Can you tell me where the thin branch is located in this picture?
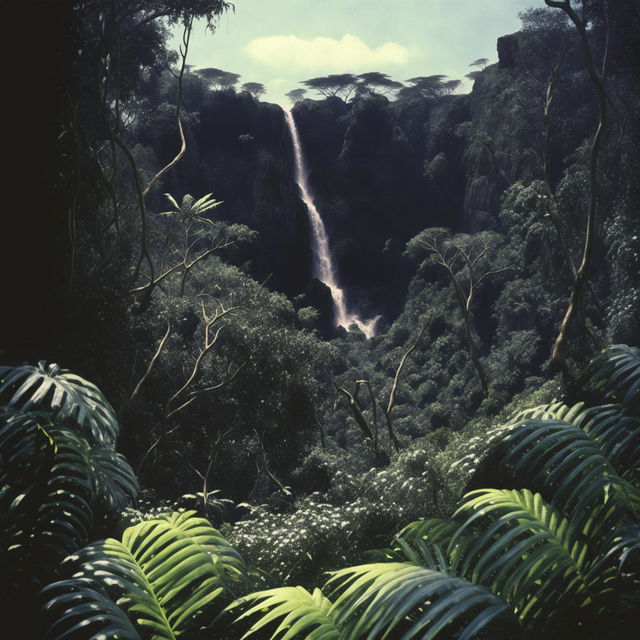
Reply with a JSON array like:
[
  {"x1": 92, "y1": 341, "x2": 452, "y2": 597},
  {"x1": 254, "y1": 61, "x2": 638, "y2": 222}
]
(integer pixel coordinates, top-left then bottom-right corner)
[
  {"x1": 142, "y1": 18, "x2": 192, "y2": 198},
  {"x1": 129, "y1": 322, "x2": 171, "y2": 400}
]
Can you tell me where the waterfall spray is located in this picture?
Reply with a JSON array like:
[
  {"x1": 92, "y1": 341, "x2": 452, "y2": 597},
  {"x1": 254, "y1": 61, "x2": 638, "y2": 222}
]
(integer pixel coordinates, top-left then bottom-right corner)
[{"x1": 284, "y1": 108, "x2": 379, "y2": 338}]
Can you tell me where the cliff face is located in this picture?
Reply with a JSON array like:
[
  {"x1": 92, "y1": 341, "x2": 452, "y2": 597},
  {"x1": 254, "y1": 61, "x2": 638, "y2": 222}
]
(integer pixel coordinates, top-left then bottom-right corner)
[{"x1": 144, "y1": 24, "x2": 638, "y2": 336}]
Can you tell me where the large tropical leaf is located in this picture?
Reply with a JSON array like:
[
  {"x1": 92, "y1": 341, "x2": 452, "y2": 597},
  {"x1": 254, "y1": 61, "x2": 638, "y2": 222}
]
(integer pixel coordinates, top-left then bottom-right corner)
[
  {"x1": 510, "y1": 402, "x2": 640, "y2": 479},
  {"x1": 232, "y1": 586, "x2": 342, "y2": 640},
  {"x1": 584, "y1": 344, "x2": 640, "y2": 413},
  {"x1": 42, "y1": 577, "x2": 142, "y2": 640},
  {"x1": 0, "y1": 362, "x2": 118, "y2": 446},
  {"x1": 43, "y1": 511, "x2": 248, "y2": 639},
  {"x1": 450, "y1": 488, "x2": 608, "y2": 626},
  {"x1": 498, "y1": 418, "x2": 640, "y2": 520},
  {"x1": 82, "y1": 442, "x2": 139, "y2": 513},
  {"x1": 1, "y1": 422, "x2": 94, "y2": 584},
  {"x1": 327, "y1": 562, "x2": 514, "y2": 640}
]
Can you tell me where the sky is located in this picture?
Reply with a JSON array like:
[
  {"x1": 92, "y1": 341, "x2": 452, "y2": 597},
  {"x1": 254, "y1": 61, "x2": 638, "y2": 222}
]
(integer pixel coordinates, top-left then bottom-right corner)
[{"x1": 171, "y1": 0, "x2": 537, "y2": 106}]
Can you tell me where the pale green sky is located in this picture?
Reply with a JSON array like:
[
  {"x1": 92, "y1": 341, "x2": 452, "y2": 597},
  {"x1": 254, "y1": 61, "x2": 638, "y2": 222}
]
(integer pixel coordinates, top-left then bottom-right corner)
[{"x1": 172, "y1": 0, "x2": 536, "y2": 105}]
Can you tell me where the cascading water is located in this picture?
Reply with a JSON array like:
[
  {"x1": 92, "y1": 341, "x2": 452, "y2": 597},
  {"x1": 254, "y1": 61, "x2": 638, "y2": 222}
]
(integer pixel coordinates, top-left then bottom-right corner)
[{"x1": 284, "y1": 108, "x2": 379, "y2": 338}]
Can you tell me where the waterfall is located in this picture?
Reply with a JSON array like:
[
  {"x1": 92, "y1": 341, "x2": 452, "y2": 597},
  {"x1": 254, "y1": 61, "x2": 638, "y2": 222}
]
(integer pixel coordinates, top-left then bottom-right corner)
[{"x1": 284, "y1": 109, "x2": 379, "y2": 338}]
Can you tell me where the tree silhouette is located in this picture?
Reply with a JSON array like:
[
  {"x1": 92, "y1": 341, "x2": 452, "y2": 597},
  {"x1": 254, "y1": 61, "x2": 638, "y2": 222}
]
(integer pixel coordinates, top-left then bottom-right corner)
[
  {"x1": 469, "y1": 57, "x2": 490, "y2": 69},
  {"x1": 356, "y1": 72, "x2": 404, "y2": 97},
  {"x1": 301, "y1": 73, "x2": 359, "y2": 101},
  {"x1": 398, "y1": 74, "x2": 451, "y2": 100},
  {"x1": 241, "y1": 82, "x2": 266, "y2": 98},
  {"x1": 195, "y1": 67, "x2": 240, "y2": 90},
  {"x1": 285, "y1": 88, "x2": 307, "y2": 104}
]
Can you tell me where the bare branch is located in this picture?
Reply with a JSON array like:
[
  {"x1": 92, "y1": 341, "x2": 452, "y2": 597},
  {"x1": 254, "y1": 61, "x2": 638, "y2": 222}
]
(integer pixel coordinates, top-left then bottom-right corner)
[
  {"x1": 143, "y1": 18, "x2": 193, "y2": 199},
  {"x1": 130, "y1": 322, "x2": 171, "y2": 400}
]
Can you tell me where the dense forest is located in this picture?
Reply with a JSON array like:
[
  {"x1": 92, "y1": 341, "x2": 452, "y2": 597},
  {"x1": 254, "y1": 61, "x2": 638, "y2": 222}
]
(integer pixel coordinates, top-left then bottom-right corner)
[{"x1": 1, "y1": 0, "x2": 640, "y2": 638}]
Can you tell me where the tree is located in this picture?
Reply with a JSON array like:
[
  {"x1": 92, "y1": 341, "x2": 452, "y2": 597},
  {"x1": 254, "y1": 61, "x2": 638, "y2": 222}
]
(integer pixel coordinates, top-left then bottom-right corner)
[
  {"x1": 406, "y1": 229, "x2": 511, "y2": 396},
  {"x1": 195, "y1": 67, "x2": 241, "y2": 90},
  {"x1": 301, "y1": 74, "x2": 359, "y2": 101},
  {"x1": 129, "y1": 192, "x2": 253, "y2": 299},
  {"x1": 544, "y1": 0, "x2": 611, "y2": 366},
  {"x1": 398, "y1": 75, "x2": 450, "y2": 100},
  {"x1": 335, "y1": 319, "x2": 430, "y2": 454},
  {"x1": 286, "y1": 88, "x2": 307, "y2": 104},
  {"x1": 440, "y1": 79, "x2": 462, "y2": 95},
  {"x1": 356, "y1": 72, "x2": 404, "y2": 97},
  {"x1": 469, "y1": 57, "x2": 489, "y2": 69},
  {"x1": 241, "y1": 81, "x2": 266, "y2": 99}
]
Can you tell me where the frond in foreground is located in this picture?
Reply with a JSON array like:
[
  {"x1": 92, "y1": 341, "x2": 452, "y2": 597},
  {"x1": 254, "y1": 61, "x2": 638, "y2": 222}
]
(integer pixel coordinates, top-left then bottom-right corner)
[
  {"x1": 327, "y1": 562, "x2": 514, "y2": 640},
  {"x1": 0, "y1": 362, "x2": 118, "y2": 446},
  {"x1": 232, "y1": 586, "x2": 342, "y2": 640},
  {"x1": 42, "y1": 511, "x2": 248, "y2": 639}
]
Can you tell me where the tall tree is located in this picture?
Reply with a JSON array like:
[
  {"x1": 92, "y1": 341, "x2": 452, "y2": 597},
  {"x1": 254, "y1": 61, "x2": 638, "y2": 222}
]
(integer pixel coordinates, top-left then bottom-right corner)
[
  {"x1": 544, "y1": 0, "x2": 611, "y2": 366},
  {"x1": 406, "y1": 229, "x2": 511, "y2": 396}
]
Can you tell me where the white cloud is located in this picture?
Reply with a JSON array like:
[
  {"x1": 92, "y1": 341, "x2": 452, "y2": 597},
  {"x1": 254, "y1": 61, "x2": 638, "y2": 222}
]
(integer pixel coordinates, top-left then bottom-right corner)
[{"x1": 243, "y1": 34, "x2": 410, "y2": 72}]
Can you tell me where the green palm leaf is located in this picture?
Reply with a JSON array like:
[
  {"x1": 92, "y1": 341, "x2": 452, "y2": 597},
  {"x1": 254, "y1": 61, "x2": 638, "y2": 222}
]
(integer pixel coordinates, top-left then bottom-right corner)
[
  {"x1": 0, "y1": 362, "x2": 118, "y2": 447},
  {"x1": 233, "y1": 586, "x2": 342, "y2": 640},
  {"x1": 509, "y1": 402, "x2": 640, "y2": 478},
  {"x1": 500, "y1": 419, "x2": 640, "y2": 519},
  {"x1": 85, "y1": 444, "x2": 139, "y2": 513},
  {"x1": 327, "y1": 562, "x2": 514, "y2": 640},
  {"x1": 584, "y1": 344, "x2": 640, "y2": 412},
  {"x1": 42, "y1": 577, "x2": 142, "y2": 640},
  {"x1": 45, "y1": 511, "x2": 248, "y2": 639},
  {"x1": 451, "y1": 488, "x2": 603, "y2": 625},
  {"x1": 1, "y1": 423, "x2": 93, "y2": 580}
]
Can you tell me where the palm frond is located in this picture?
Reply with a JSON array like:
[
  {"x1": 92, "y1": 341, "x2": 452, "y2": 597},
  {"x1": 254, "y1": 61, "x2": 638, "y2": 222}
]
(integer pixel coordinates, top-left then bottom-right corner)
[
  {"x1": 45, "y1": 511, "x2": 248, "y2": 638},
  {"x1": 509, "y1": 402, "x2": 640, "y2": 478},
  {"x1": 42, "y1": 577, "x2": 142, "y2": 640},
  {"x1": 512, "y1": 400, "x2": 586, "y2": 423},
  {"x1": 163, "y1": 192, "x2": 181, "y2": 212},
  {"x1": 0, "y1": 362, "x2": 118, "y2": 446},
  {"x1": 584, "y1": 344, "x2": 640, "y2": 412},
  {"x1": 232, "y1": 586, "x2": 342, "y2": 640},
  {"x1": 86, "y1": 446, "x2": 139, "y2": 513},
  {"x1": 1, "y1": 424, "x2": 93, "y2": 579},
  {"x1": 327, "y1": 562, "x2": 514, "y2": 640},
  {"x1": 500, "y1": 418, "x2": 640, "y2": 520},
  {"x1": 451, "y1": 488, "x2": 605, "y2": 625}
]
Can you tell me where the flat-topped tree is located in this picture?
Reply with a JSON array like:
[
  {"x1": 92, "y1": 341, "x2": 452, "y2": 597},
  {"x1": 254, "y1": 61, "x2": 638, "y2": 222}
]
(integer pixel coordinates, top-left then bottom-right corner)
[
  {"x1": 301, "y1": 73, "x2": 359, "y2": 101},
  {"x1": 285, "y1": 88, "x2": 307, "y2": 104},
  {"x1": 195, "y1": 67, "x2": 240, "y2": 91},
  {"x1": 356, "y1": 71, "x2": 404, "y2": 97},
  {"x1": 441, "y1": 79, "x2": 462, "y2": 95},
  {"x1": 241, "y1": 82, "x2": 266, "y2": 99},
  {"x1": 399, "y1": 74, "x2": 449, "y2": 99},
  {"x1": 469, "y1": 57, "x2": 490, "y2": 69}
]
